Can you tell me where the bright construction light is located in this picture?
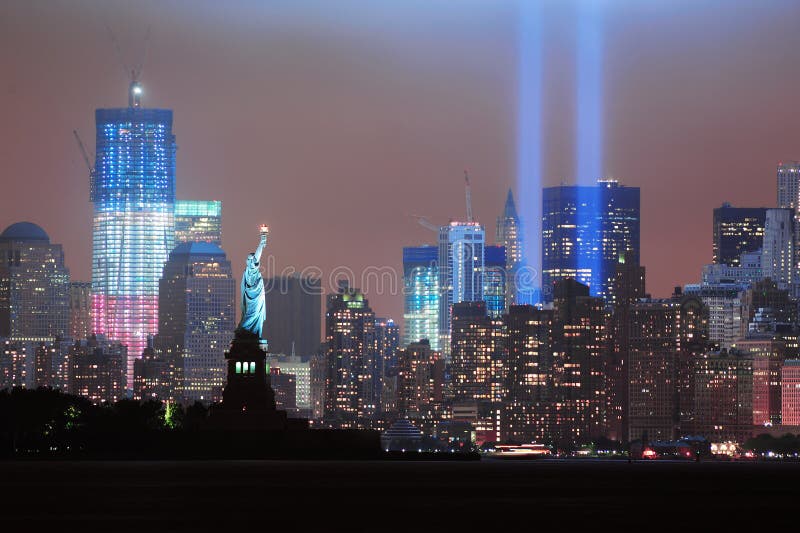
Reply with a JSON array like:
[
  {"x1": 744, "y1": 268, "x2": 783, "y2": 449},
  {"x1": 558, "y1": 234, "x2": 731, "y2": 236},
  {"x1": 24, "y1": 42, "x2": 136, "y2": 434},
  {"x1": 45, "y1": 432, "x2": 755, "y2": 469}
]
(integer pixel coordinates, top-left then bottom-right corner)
[{"x1": 133, "y1": 86, "x2": 143, "y2": 95}]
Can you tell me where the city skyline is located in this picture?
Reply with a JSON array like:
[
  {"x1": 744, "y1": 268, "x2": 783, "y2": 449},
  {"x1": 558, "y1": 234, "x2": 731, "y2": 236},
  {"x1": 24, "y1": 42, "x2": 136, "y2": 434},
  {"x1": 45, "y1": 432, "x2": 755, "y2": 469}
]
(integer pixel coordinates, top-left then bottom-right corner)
[{"x1": 2, "y1": 0, "x2": 798, "y2": 326}]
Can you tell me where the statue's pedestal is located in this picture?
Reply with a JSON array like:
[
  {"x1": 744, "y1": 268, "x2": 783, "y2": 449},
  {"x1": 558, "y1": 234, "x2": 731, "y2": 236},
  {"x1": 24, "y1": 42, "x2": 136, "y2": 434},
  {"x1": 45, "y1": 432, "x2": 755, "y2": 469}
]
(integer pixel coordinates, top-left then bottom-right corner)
[{"x1": 209, "y1": 331, "x2": 299, "y2": 431}]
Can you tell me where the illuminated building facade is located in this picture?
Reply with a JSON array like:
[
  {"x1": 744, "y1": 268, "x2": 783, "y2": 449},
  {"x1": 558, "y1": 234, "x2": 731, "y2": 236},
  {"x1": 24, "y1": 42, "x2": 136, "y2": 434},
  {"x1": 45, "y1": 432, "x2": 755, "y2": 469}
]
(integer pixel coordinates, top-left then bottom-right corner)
[
  {"x1": 739, "y1": 279, "x2": 796, "y2": 338},
  {"x1": 68, "y1": 336, "x2": 127, "y2": 404},
  {"x1": 450, "y1": 301, "x2": 504, "y2": 443},
  {"x1": 174, "y1": 200, "x2": 222, "y2": 245},
  {"x1": 402, "y1": 246, "x2": 439, "y2": 350},
  {"x1": 762, "y1": 208, "x2": 794, "y2": 292},
  {"x1": 154, "y1": 242, "x2": 235, "y2": 404},
  {"x1": 628, "y1": 294, "x2": 708, "y2": 442},
  {"x1": 368, "y1": 317, "x2": 399, "y2": 418},
  {"x1": 269, "y1": 367, "x2": 298, "y2": 414},
  {"x1": 781, "y1": 359, "x2": 800, "y2": 426},
  {"x1": 396, "y1": 339, "x2": 445, "y2": 433},
  {"x1": 734, "y1": 337, "x2": 785, "y2": 427},
  {"x1": 701, "y1": 250, "x2": 763, "y2": 285},
  {"x1": 683, "y1": 283, "x2": 746, "y2": 350},
  {"x1": 1, "y1": 339, "x2": 32, "y2": 389},
  {"x1": 438, "y1": 222, "x2": 485, "y2": 353},
  {"x1": 69, "y1": 282, "x2": 92, "y2": 341},
  {"x1": 541, "y1": 180, "x2": 639, "y2": 303},
  {"x1": 550, "y1": 279, "x2": 606, "y2": 443},
  {"x1": 0, "y1": 222, "x2": 70, "y2": 340},
  {"x1": 133, "y1": 347, "x2": 175, "y2": 402},
  {"x1": 483, "y1": 245, "x2": 507, "y2": 318},
  {"x1": 266, "y1": 354, "x2": 312, "y2": 412},
  {"x1": 606, "y1": 259, "x2": 646, "y2": 440},
  {"x1": 264, "y1": 274, "x2": 322, "y2": 357},
  {"x1": 91, "y1": 103, "x2": 176, "y2": 389},
  {"x1": 324, "y1": 287, "x2": 376, "y2": 428},
  {"x1": 501, "y1": 305, "x2": 555, "y2": 444},
  {"x1": 689, "y1": 352, "x2": 753, "y2": 444},
  {"x1": 712, "y1": 204, "x2": 766, "y2": 266},
  {"x1": 496, "y1": 190, "x2": 525, "y2": 305}
]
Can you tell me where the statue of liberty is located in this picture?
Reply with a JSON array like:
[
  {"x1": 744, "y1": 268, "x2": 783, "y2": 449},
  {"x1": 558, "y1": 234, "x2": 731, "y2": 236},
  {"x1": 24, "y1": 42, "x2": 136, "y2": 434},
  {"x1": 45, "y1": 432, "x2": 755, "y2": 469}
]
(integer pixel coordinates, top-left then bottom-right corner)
[{"x1": 237, "y1": 226, "x2": 268, "y2": 340}]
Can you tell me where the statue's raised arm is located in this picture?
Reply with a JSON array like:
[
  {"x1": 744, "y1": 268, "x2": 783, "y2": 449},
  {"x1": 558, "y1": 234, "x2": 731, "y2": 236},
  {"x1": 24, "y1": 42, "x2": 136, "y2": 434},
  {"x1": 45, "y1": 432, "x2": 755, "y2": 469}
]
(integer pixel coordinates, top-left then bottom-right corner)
[{"x1": 236, "y1": 226, "x2": 269, "y2": 340}]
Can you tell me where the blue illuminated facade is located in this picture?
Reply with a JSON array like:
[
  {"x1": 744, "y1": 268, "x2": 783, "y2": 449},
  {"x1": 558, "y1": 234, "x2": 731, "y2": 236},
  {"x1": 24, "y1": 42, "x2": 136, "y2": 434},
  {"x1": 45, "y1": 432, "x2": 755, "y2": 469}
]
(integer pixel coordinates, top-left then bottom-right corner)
[
  {"x1": 541, "y1": 180, "x2": 639, "y2": 304},
  {"x1": 91, "y1": 107, "x2": 176, "y2": 388},
  {"x1": 402, "y1": 246, "x2": 439, "y2": 351},
  {"x1": 483, "y1": 245, "x2": 507, "y2": 318},
  {"x1": 438, "y1": 222, "x2": 485, "y2": 355}
]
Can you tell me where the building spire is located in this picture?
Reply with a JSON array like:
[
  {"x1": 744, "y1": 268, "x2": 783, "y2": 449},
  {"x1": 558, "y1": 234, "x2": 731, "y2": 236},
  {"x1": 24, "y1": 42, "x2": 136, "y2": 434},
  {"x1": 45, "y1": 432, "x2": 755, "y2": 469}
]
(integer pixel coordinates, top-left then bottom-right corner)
[{"x1": 503, "y1": 189, "x2": 518, "y2": 219}]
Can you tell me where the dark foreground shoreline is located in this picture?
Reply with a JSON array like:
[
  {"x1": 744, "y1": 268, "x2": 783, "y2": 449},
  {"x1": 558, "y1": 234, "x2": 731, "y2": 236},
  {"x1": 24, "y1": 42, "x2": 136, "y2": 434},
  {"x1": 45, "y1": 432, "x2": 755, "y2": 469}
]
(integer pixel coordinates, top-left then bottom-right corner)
[{"x1": 4, "y1": 459, "x2": 799, "y2": 530}]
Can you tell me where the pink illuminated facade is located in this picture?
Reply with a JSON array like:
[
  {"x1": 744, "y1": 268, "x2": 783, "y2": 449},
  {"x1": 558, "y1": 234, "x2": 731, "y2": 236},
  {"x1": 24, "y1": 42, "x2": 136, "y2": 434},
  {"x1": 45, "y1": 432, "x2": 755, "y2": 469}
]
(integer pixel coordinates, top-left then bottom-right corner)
[{"x1": 91, "y1": 101, "x2": 176, "y2": 389}]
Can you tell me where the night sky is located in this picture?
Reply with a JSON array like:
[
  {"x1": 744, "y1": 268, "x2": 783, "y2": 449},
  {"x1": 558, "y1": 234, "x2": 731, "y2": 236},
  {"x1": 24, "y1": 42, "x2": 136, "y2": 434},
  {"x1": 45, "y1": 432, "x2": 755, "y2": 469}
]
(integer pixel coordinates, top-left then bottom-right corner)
[{"x1": 1, "y1": 0, "x2": 798, "y2": 326}]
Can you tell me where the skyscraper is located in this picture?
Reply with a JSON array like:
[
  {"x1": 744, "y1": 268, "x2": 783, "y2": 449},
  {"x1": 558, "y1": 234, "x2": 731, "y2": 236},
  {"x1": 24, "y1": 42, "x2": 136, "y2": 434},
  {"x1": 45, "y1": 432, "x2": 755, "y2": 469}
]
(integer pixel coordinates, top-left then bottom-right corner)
[
  {"x1": 324, "y1": 287, "x2": 376, "y2": 428},
  {"x1": 496, "y1": 190, "x2": 524, "y2": 305},
  {"x1": 0, "y1": 222, "x2": 70, "y2": 340},
  {"x1": 396, "y1": 339, "x2": 445, "y2": 433},
  {"x1": 628, "y1": 293, "x2": 707, "y2": 442},
  {"x1": 91, "y1": 85, "x2": 176, "y2": 388},
  {"x1": 450, "y1": 301, "x2": 504, "y2": 442},
  {"x1": 777, "y1": 162, "x2": 800, "y2": 290},
  {"x1": 777, "y1": 161, "x2": 800, "y2": 212},
  {"x1": 501, "y1": 305, "x2": 554, "y2": 444},
  {"x1": 402, "y1": 246, "x2": 439, "y2": 350},
  {"x1": 438, "y1": 222, "x2": 485, "y2": 352},
  {"x1": 69, "y1": 282, "x2": 92, "y2": 341},
  {"x1": 606, "y1": 258, "x2": 646, "y2": 441},
  {"x1": 683, "y1": 282, "x2": 746, "y2": 350},
  {"x1": 174, "y1": 200, "x2": 222, "y2": 245},
  {"x1": 264, "y1": 274, "x2": 322, "y2": 357},
  {"x1": 482, "y1": 245, "x2": 507, "y2": 318},
  {"x1": 541, "y1": 179, "x2": 640, "y2": 303},
  {"x1": 712, "y1": 204, "x2": 766, "y2": 266},
  {"x1": 550, "y1": 279, "x2": 607, "y2": 443},
  {"x1": 154, "y1": 242, "x2": 235, "y2": 404},
  {"x1": 368, "y1": 317, "x2": 400, "y2": 417},
  {"x1": 762, "y1": 208, "x2": 794, "y2": 292}
]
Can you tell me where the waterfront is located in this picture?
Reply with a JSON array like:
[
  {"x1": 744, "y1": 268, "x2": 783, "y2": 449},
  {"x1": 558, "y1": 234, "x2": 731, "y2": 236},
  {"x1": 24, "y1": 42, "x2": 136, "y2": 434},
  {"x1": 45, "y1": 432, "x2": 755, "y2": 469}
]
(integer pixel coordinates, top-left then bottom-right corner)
[{"x1": 4, "y1": 459, "x2": 798, "y2": 529}]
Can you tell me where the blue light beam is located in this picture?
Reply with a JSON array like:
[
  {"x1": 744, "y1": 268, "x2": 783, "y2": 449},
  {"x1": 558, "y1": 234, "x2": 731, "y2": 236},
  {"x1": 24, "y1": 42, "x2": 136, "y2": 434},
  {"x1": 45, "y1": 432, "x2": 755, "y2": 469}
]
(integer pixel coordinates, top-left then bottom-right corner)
[
  {"x1": 517, "y1": 1, "x2": 543, "y2": 304},
  {"x1": 576, "y1": 3, "x2": 604, "y2": 296}
]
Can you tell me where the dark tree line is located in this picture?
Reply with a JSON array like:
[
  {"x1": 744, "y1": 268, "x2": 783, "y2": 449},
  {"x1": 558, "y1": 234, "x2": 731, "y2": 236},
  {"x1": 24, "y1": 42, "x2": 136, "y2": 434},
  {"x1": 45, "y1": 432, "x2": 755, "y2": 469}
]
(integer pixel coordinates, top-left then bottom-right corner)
[{"x1": 0, "y1": 387, "x2": 210, "y2": 457}]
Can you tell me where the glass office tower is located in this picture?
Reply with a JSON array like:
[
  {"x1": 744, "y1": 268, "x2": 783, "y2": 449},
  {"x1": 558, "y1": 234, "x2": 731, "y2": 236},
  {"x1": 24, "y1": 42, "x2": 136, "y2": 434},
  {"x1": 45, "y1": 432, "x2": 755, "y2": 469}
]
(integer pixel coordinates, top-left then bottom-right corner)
[
  {"x1": 438, "y1": 222, "x2": 485, "y2": 354},
  {"x1": 155, "y1": 242, "x2": 235, "y2": 404},
  {"x1": 91, "y1": 97, "x2": 176, "y2": 389},
  {"x1": 483, "y1": 245, "x2": 507, "y2": 318},
  {"x1": 712, "y1": 204, "x2": 766, "y2": 267},
  {"x1": 541, "y1": 179, "x2": 639, "y2": 303},
  {"x1": 174, "y1": 200, "x2": 222, "y2": 245},
  {"x1": 402, "y1": 246, "x2": 439, "y2": 350}
]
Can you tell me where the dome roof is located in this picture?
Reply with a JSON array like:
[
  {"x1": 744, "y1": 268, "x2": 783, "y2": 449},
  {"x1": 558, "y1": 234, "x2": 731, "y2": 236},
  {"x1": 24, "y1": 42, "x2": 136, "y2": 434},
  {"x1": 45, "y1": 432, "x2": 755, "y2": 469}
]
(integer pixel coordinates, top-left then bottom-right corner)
[
  {"x1": 382, "y1": 419, "x2": 423, "y2": 439},
  {"x1": 0, "y1": 222, "x2": 50, "y2": 242},
  {"x1": 170, "y1": 241, "x2": 226, "y2": 258}
]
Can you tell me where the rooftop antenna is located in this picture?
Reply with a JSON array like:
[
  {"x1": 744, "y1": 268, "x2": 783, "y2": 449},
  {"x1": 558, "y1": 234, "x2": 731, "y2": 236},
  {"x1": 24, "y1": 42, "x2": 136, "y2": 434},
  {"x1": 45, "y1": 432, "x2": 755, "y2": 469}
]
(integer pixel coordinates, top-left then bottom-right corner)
[
  {"x1": 105, "y1": 23, "x2": 150, "y2": 108},
  {"x1": 464, "y1": 170, "x2": 473, "y2": 223}
]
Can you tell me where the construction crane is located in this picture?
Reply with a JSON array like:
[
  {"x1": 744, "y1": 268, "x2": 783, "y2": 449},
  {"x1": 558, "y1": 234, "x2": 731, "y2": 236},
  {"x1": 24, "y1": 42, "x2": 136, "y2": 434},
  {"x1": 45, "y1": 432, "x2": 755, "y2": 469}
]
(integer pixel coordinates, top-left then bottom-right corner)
[
  {"x1": 411, "y1": 214, "x2": 440, "y2": 233},
  {"x1": 73, "y1": 129, "x2": 96, "y2": 200},
  {"x1": 464, "y1": 170, "x2": 473, "y2": 223}
]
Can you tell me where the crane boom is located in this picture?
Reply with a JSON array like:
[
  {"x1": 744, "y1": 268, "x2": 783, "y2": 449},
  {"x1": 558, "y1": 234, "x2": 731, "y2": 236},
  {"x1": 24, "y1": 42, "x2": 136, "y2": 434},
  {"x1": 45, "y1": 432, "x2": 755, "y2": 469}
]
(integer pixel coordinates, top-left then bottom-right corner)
[
  {"x1": 73, "y1": 129, "x2": 94, "y2": 175},
  {"x1": 411, "y1": 215, "x2": 440, "y2": 233},
  {"x1": 464, "y1": 170, "x2": 473, "y2": 223}
]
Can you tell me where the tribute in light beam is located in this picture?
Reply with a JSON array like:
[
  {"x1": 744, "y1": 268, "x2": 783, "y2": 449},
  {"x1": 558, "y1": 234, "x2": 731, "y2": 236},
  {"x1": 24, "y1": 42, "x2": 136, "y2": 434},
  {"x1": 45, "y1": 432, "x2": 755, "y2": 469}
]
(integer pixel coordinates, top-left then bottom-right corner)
[
  {"x1": 575, "y1": 3, "x2": 604, "y2": 296},
  {"x1": 516, "y1": 1, "x2": 543, "y2": 304}
]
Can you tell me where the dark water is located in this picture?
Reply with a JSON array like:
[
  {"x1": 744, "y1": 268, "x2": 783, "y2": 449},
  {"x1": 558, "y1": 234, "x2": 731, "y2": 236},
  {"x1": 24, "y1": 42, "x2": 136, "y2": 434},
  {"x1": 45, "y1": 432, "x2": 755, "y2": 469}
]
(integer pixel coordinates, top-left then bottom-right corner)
[{"x1": 4, "y1": 459, "x2": 796, "y2": 530}]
